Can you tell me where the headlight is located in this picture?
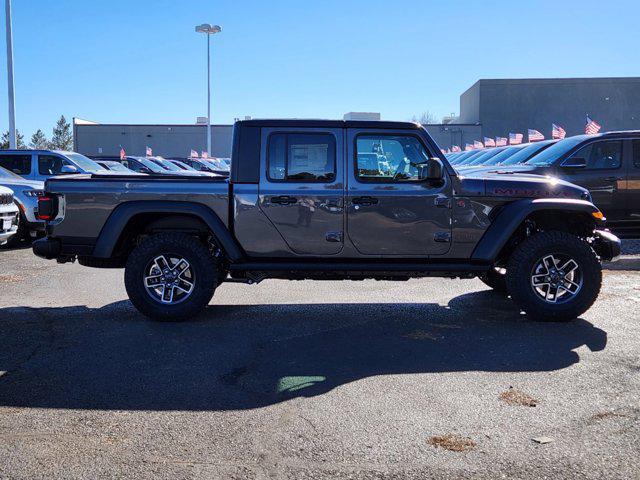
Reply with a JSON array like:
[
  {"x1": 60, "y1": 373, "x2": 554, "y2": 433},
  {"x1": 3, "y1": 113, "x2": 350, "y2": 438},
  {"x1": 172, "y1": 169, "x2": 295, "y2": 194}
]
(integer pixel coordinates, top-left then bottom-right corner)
[
  {"x1": 581, "y1": 191, "x2": 593, "y2": 202},
  {"x1": 23, "y1": 189, "x2": 45, "y2": 197}
]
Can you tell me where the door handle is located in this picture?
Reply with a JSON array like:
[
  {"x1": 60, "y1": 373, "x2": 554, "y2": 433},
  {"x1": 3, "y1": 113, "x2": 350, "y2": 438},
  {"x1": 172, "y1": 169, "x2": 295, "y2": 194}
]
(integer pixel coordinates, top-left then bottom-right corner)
[
  {"x1": 604, "y1": 176, "x2": 622, "y2": 182},
  {"x1": 270, "y1": 195, "x2": 298, "y2": 205},
  {"x1": 352, "y1": 196, "x2": 379, "y2": 206}
]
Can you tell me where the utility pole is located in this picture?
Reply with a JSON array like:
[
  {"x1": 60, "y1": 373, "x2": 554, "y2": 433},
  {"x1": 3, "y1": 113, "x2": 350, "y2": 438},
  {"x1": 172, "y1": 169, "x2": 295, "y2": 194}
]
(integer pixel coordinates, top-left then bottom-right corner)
[{"x1": 5, "y1": 0, "x2": 16, "y2": 149}]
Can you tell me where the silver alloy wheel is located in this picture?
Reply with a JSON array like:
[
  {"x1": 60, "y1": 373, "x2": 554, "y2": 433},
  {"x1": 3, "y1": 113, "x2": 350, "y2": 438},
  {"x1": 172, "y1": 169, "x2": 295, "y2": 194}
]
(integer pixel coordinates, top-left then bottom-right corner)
[
  {"x1": 530, "y1": 254, "x2": 583, "y2": 304},
  {"x1": 143, "y1": 254, "x2": 195, "y2": 305}
]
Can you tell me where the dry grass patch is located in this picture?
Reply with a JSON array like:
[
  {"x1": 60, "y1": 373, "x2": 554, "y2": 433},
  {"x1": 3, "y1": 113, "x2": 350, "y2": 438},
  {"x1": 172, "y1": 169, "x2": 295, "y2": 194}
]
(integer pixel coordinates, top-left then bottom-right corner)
[
  {"x1": 427, "y1": 433, "x2": 476, "y2": 452},
  {"x1": 499, "y1": 387, "x2": 538, "y2": 407}
]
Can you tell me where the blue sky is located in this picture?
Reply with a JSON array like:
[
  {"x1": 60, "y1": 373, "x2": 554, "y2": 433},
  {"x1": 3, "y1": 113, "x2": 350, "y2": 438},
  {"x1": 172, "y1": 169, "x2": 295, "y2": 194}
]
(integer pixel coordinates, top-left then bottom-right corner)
[{"x1": 1, "y1": 0, "x2": 639, "y2": 139}]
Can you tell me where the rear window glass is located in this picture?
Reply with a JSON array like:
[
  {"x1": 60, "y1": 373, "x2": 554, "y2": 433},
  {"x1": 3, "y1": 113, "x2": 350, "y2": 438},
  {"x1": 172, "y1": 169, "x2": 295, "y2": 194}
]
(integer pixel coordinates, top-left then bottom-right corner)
[
  {"x1": 0, "y1": 154, "x2": 31, "y2": 175},
  {"x1": 268, "y1": 133, "x2": 336, "y2": 182}
]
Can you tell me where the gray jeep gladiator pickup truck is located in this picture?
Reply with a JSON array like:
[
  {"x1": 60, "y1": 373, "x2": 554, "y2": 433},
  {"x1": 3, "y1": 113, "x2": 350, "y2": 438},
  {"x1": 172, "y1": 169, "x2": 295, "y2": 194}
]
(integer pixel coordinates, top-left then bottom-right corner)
[{"x1": 33, "y1": 119, "x2": 621, "y2": 322}]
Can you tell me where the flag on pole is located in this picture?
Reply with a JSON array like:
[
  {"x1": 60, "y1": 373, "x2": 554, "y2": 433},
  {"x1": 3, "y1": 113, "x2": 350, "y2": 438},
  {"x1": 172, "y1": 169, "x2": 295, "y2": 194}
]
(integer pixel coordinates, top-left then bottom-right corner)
[
  {"x1": 465, "y1": 143, "x2": 473, "y2": 151},
  {"x1": 190, "y1": 149, "x2": 199, "y2": 158},
  {"x1": 552, "y1": 124, "x2": 566, "y2": 139},
  {"x1": 451, "y1": 145, "x2": 461, "y2": 152},
  {"x1": 495, "y1": 137, "x2": 508, "y2": 147},
  {"x1": 441, "y1": 148, "x2": 447, "y2": 154},
  {"x1": 473, "y1": 140, "x2": 484, "y2": 149},
  {"x1": 202, "y1": 151, "x2": 209, "y2": 159},
  {"x1": 119, "y1": 146, "x2": 126, "y2": 160},
  {"x1": 509, "y1": 133, "x2": 523, "y2": 145},
  {"x1": 528, "y1": 129, "x2": 545, "y2": 142},
  {"x1": 585, "y1": 115, "x2": 601, "y2": 135},
  {"x1": 145, "y1": 146, "x2": 152, "y2": 157},
  {"x1": 484, "y1": 137, "x2": 496, "y2": 147}
]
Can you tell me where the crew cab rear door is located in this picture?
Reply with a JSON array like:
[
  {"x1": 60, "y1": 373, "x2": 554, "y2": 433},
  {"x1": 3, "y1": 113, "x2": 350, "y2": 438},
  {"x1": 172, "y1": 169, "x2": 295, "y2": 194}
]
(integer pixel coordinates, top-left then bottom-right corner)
[
  {"x1": 258, "y1": 127, "x2": 345, "y2": 255},
  {"x1": 346, "y1": 128, "x2": 452, "y2": 256}
]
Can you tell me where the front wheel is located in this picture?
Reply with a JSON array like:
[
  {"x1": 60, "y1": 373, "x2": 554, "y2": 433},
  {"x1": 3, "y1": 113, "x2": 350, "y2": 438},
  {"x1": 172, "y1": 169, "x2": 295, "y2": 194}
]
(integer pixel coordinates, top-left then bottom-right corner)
[
  {"x1": 506, "y1": 231, "x2": 602, "y2": 322},
  {"x1": 124, "y1": 233, "x2": 218, "y2": 321}
]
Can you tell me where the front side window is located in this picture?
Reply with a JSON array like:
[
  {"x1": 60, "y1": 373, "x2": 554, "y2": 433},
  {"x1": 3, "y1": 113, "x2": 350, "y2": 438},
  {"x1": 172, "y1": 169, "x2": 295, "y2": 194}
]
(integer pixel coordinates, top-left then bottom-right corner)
[
  {"x1": 356, "y1": 134, "x2": 430, "y2": 182},
  {"x1": 568, "y1": 141, "x2": 622, "y2": 170},
  {"x1": 268, "y1": 133, "x2": 336, "y2": 182},
  {"x1": 0, "y1": 154, "x2": 31, "y2": 175},
  {"x1": 38, "y1": 155, "x2": 74, "y2": 175}
]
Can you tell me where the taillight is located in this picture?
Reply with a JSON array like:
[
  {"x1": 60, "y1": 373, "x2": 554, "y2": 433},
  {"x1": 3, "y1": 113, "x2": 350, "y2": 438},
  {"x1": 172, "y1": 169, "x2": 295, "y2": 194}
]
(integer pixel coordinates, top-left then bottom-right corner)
[{"x1": 36, "y1": 195, "x2": 58, "y2": 221}]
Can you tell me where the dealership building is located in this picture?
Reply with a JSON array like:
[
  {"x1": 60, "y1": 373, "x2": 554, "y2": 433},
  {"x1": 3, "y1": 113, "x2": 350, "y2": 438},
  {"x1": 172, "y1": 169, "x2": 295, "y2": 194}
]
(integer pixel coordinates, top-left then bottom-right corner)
[{"x1": 73, "y1": 76, "x2": 640, "y2": 156}]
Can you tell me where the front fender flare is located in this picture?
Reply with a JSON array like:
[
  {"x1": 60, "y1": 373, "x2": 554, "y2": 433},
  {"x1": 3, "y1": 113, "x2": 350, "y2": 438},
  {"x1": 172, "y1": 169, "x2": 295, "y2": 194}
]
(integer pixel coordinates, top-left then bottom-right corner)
[
  {"x1": 92, "y1": 201, "x2": 244, "y2": 262},
  {"x1": 471, "y1": 198, "x2": 602, "y2": 263}
]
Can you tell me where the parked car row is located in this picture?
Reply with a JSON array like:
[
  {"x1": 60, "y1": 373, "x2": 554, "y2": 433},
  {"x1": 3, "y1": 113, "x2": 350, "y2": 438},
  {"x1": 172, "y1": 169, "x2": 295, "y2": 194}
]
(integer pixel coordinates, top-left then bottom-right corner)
[{"x1": 445, "y1": 131, "x2": 640, "y2": 238}]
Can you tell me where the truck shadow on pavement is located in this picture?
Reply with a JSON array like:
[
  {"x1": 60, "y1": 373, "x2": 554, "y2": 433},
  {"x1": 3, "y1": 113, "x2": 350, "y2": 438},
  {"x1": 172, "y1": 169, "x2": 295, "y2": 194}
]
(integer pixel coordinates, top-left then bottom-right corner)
[{"x1": 0, "y1": 290, "x2": 607, "y2": 411}]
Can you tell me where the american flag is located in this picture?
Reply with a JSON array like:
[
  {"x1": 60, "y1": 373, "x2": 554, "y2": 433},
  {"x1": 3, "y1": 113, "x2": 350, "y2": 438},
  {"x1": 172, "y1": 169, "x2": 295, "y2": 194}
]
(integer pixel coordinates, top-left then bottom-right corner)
[
  {"x1": 495, "y1": 137, "x2": 508, "y2": 147},
  {"x1": 473, "y1": 140, "x2": 484, "y2": 149},
  {"x1": 585, "y1": 115, "x2": 601, "y2": 135},
  {"x1": 465, "y1": 144, "x2": 473, "y2": 151},
  {"x1": 119, "y1": 146, "x2": 126, "y2": 160},
  {"x1": 484, "y1": 137, "x2": 496, "y2": 147},
  {"x1": 552, "y1": 124, "x2": 566, "y2": 139},
  {"x1": 145, "y1": 146, "x2": 152, "y2": 157},
  {"x1": 528, "y1": 129, "x2": 545, "y2": 142},
  {"x1": 451, "y1": 145, "x2": 461, "y2": 152},
  {"x1": 509, "y1": 133, "x2": 523, "y2": 145},
  {"x1": 190, "y1": 149, "x2": 199, "y2": 158},
  {"x1": 441, "y1": 148, "x2": 447, "y2": 154},
  {"x1": 202, "y1": 151, "x2": 209, "y2": 159}
]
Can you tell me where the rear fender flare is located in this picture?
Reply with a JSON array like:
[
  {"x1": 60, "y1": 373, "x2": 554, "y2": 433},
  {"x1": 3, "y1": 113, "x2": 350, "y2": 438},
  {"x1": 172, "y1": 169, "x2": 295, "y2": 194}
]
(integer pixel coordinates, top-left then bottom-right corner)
[
  {"x1": 471, "y1": 198, "x2": 601, "y2": 263},
  {"x1": 92, "y1": 201, "x2": 244, "y2": 262}
]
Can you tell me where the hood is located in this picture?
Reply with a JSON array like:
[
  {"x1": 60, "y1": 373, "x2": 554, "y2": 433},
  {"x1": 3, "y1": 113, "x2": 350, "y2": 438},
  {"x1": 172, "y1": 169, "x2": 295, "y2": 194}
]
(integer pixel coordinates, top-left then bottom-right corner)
[
  {"x1": 0, "y1": 177, "x2": 44, "y2": 191},
  {"x1": 456, "y1": 170, "x2": 589, "y2": 201}
]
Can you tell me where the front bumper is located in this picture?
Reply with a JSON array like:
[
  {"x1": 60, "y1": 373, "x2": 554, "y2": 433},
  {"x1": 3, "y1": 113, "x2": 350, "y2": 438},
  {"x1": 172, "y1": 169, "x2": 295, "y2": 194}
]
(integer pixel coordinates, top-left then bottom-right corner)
[{"x1": 593, "y1": 229, "x2": 621, "y2": 262}]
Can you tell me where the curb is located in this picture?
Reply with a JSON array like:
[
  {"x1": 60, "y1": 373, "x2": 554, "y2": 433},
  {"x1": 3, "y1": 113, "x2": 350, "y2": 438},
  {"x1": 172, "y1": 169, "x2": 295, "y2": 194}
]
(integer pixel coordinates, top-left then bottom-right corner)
[{"x1": 604, "y1": 255, "x2": 640, "y2": 271}]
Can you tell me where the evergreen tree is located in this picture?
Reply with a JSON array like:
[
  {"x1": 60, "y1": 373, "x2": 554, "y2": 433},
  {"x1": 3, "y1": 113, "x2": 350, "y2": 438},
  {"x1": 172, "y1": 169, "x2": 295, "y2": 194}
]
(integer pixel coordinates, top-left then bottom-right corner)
[
  {"x1": 1, "y1": 130, "x2": 26, "y2": 149},
  {"x1": 50, "y1": 115, "x2": 73, "y2": 150},
  {"x1": 29, "y1": 129, "x2": 49, "y2": 149}
]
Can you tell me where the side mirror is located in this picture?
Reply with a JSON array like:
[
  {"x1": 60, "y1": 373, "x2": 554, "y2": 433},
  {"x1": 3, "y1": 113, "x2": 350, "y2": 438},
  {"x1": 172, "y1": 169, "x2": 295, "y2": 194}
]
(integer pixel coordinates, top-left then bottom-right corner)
[
  {"x1": 60, "y1": 164, "x2": 78, "y2": 174},
  {"x1": 561, "y1": 157, "x2": 587, "y2": 169},
  {"x1": 419, "y1": 158, "x2": 444, "y2": 181}
]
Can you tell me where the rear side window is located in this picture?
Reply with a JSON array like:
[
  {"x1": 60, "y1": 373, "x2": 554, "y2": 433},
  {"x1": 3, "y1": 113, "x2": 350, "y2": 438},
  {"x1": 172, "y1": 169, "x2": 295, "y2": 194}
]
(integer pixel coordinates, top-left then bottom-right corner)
[
  {"x1": 38, "y1": 155, "x2": 71, "y2": 175},
  {"x1": 569, "y1": 141, "x2": 622, "y2": 170},
  {"x1": 0, "y1": 154, "x2": 31, "y2": 175},
  {"x1": 268, "y1": 133, "x2": 336, "y2": 182}
]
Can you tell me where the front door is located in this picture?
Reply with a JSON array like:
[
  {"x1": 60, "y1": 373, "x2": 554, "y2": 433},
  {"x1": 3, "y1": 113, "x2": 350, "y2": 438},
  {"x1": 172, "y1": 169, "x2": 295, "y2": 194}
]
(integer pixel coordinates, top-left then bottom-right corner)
[
  {"x1": 559, "y1": 139, "x2": 625, "y2": 221},
  {"x1": 346, "y1": 129, "x2": 452, "y2": 256},
  {"x1": 258, "y1": 128, "x2": 345, "y2": 255}
]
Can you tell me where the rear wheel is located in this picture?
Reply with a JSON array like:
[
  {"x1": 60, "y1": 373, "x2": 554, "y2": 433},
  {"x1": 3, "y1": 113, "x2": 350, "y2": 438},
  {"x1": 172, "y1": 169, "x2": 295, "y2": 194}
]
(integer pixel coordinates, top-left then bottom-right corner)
[
  {"x1": 124, "y1": 233, "x2": 218, "y2": 321},
  {"x1": 506, "y1": 231, "x2": 602, "y2": 322}
]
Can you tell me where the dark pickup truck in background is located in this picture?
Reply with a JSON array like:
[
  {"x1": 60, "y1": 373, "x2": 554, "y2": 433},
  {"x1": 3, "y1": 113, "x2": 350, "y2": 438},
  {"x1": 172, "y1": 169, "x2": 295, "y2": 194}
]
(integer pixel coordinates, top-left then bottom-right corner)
[
  {"x1": 33, "y1": 119, "x2": 620, "y2": 322},
  {"x1": 471, "y1": 131, "x2": 640, "y2": 238}
]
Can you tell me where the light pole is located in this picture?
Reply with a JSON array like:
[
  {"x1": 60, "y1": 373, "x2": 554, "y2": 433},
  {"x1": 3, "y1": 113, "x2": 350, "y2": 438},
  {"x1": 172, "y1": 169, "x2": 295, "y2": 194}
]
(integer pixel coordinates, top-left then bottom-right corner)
[
  {"x1": 5, "y1": 0, "x2": 16, "y2": 149},
  {"x1": 195, "y1": 23, "x2": 221, "y2": 156}
]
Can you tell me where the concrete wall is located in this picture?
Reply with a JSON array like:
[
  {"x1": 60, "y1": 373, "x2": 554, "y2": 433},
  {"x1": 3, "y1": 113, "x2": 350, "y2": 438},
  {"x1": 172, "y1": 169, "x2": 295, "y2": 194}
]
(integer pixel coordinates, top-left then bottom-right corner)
[
  {"x1": 423, "y1": 124, "x2": 482, "y2": 150},
  {"x1": 74, "y1": 124, "x2": 234, "y2": 158},
  {"x1": 469, "y1": 77, "x2": 640, "y2": 141}
]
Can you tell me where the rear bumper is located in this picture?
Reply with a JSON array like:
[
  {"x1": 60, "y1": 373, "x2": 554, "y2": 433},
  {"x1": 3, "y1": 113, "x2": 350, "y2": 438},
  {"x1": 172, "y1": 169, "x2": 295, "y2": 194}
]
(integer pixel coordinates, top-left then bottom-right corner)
[
  {"x1": 593, "y1": 229, "x2": 621, "y2": 262},
  {"x1": 32, "y1": 236, "x2": 61, "y2": 259}
]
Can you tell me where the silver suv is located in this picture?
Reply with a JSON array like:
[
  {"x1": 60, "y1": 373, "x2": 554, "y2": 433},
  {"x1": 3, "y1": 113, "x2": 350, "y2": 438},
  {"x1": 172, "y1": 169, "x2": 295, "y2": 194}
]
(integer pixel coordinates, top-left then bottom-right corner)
[
  {"x1": 0, "y1": 150, "x2": 104, "y2": 182},
  {"x1": 0, "y1": 166, "x2": 45, "y2": 245}
]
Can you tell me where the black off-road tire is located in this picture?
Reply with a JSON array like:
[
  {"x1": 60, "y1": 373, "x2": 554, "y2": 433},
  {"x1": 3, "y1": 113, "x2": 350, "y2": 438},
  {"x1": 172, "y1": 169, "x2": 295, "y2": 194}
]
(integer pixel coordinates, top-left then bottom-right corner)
[
  {"x1": 480, "y1": 268, "x2": 508, "y2": 293},
  {"x1": 506, "y1": 231, "x2": 602, "y2": 322},
  {"x1": 124, "y1": 233, "x2": 218, "y2": 321}
]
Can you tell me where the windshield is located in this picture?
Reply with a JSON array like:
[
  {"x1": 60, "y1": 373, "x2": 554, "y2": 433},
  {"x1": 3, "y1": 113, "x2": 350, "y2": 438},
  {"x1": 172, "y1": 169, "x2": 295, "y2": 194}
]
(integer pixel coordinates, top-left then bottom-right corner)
[
  {"x1": 453, "y1": 150, "x2": 486, "y2": 165},
  {"x1": 137, "y1": 158, "x2": 167, "y2": 173},
  {"x1": 172, "y1": 161, "x2": 196, "y2": 171},
  {"x1": 103, "y1": 162, "x2": 131, "y2": 172},
  {"x1": 149, "y1": 158, "x2": 182, "y2": 171},
  {"x1": 464, "y1": 147, "x2": 506, "y2": 166},
  {"x1": 0, "y1": 165, "x2": 24, "y2": 179},
  {"x1": 480, "y1": 145, "x2": 525, "y2": 166},
  {"x1": 57, "y1": 152, "x2": 104, "y2": 172},
  {"x1": 524, "y1": 135, "x2": 592, "y2": 166},
  {"x1": 499, "y1": 141, "x2": 556, "y2": 166}
]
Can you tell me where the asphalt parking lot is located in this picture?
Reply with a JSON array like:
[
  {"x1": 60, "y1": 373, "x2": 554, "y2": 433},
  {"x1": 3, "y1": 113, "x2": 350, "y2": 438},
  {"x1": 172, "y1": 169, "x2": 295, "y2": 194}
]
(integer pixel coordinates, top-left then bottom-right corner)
[{"x1": 0, "y1": 245, "x2": 639, "y2": 479}]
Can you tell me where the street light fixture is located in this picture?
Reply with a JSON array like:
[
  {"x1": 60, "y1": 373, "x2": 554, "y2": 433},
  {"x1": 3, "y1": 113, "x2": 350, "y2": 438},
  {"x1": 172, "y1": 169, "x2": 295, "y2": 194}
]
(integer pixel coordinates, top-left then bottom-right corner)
[{"x1": 195, "y1": 23, "x2": 222, "y2": 157}]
